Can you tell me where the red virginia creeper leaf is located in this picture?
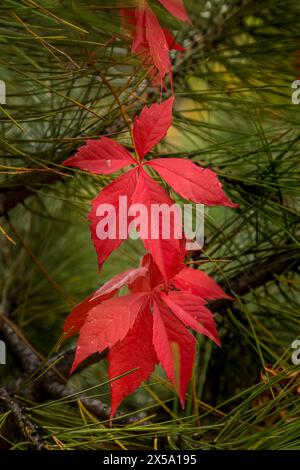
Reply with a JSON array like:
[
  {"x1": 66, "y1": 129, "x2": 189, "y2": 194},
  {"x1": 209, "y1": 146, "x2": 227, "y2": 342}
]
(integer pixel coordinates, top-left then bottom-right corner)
[
  {"x1": 146, "y1": 158, "x2": 238, "y2": 207},
  {"x1": 92, "y1": 266, "x2": 148, "y2": 301},
  {"x1": 129, "y1": 5, "x2": 171, "y2": 86},
  {"x1": 70, "y1": 293, "x2": 148, "y2": 374},
  {"x1": 63, "y1": 291, "x2": 114, "y2": 340},
  {"x1": 63, "y1": 137, "x2": 135, "y2": 175},
  {"x1": 131, "y1": 6, "x2": 146, "y2": 53},
  {"x1": 158, "y1": 0, "x2": 191, "y2": 24},
  {"x1": 131, "y1": 252, "x2": 166, "y2": 292},
  {"x1": 133, "y1": 97, "x2": 174, "y2": 159},
  {"x1": 172, "y1": 266, "x2": 234, "y2": 300},
  {"x1": 108, "y1": 307, "x2": 157, "y2": 419},
  {"x1": 63, "y1": 98, "x2": 238, "y2": 292},
  {"x1": 153, "y1": 294, "x2": 196, "y2": 406},
  {"x1": 133, "y1": 168, "x2": 185, "y2": 284},
  {"x1": 163, "y1": 28, "x2": 185, "y2": 51},
  {"x1": 159, "y1": 291, "x2": 221, "y2": 346},
  {"x1": 64, "y1": 256, "x2": 230, "y2": 413},
  {"x1": 120, "y1": 8, "x2": 136, "y2": 38},
  {"x1": 63, "y1": 266, "x2": 148, "y2": 338},
  {"x1": 144, "y1": 5, "x2": 171, "y2": 86},
  {"x1": 89, "y1": 168, "x2": 139, "y2": 270},
  {"x1": 121, "y1": 2, "x2": 189, "y2": 84}
]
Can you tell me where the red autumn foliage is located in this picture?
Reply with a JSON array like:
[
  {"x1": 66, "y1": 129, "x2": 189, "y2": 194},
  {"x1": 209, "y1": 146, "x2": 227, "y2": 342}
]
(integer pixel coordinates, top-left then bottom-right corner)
[
  {"x1": 120, "y1": 0, "x2": 190, "y2": 86},
  {"x1": 64, "y1": 98, "x2": 237, "y2": 285},
  {"x1": 64, "y1": 254, "x2": 231, "y2": 418},
  {"x1": 62, "y1": 3, "x2": 238, "y2": 419}
]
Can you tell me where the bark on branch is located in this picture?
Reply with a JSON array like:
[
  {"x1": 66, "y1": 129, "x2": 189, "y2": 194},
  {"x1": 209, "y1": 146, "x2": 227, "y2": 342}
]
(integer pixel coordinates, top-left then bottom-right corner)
[
  {"x1": 0, "y1": 387, "x2": 46, "y2": 449},
  {"x1": 0, "y1": 316, "x2": 147, "y2": 424}
]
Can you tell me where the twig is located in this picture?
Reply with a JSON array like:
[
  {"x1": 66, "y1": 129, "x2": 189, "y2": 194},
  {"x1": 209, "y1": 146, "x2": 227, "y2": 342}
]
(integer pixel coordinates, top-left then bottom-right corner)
[
  {"x1": 0, "y1": 387, "x2": 46, "y2": 449},
  {"x1": 212, "y1": 248, "x2": 300, "y2": 313},
  {"x1": 0, "y1": 315, "x2": 148, "y2": 424}
]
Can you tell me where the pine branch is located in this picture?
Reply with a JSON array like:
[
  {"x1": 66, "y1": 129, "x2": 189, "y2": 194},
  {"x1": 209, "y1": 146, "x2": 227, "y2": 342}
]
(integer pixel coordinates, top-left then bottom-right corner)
[
  {"x1": 0, "y1": 112, "x2": 126, "y2": 217},
  {"x1": 0, "y1": 315, "x2": 148, "y2": 424},
  {"x1": 0, "y1": 173, "x2": 63, "y2": 218},
  {"x1": 0, "y1": 387, "x2": 46, "y2": 450},
  {"x1": 213, "y1": 248, "x2": 300, "y2": 312},
  {"x1": 173, "y1": 0, "x2": 252, "y2": 78}
]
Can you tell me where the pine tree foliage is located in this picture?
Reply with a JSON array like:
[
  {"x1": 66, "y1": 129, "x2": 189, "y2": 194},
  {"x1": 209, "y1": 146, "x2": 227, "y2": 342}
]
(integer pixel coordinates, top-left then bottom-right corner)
[{"x1": 0, "y1": 0, "x2": 299, "y2": 450}]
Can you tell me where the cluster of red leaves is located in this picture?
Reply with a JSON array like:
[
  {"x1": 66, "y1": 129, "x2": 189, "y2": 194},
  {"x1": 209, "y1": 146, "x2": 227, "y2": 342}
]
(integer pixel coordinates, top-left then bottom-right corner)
[
  {"x1": 120, "y1": 0, "x2": 191, "y2": 86},
  {"x1": 63, "y1": 1, "x2": 238, "y2": 419},
  {"x1": 64, "y1": 98, "x2": 237, "y2": 285},
  {"x1": 64, "y1": 254, "x2": 233, "y2": 419},
  {"x1": 63, "y1": 98, "x2": 237, "y2": 418}
]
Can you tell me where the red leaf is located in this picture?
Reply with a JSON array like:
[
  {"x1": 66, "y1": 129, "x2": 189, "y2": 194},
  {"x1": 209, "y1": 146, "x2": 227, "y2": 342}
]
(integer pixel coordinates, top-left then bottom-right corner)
[
  {"x1": 133, "y1": 97, "x2": 174, "y2": 159},
  {"x1": 144, "y1": 5, "x2": 171, "y2": 83},
  {"x1": 153, "y1": 294, "x2": 196, "y2": 406},
  {"x1": 89, "y1": 168, "x2": 139, "y2": 269},
  {"x1": 63, "y1": 137, "x2": 135, "y2": 175},
  {"x1": 63, "y1": 99, "x2": 238, "y2": 287},
  {"x1": 70, "y1": 293, "x2": 148, "y2": 373},
  {"x1": 173, "y1": 266, "x2": 234, "y2": 301},
  {"x1": 120, "y1": 8, "x2": 136, "y2": 35},
  {"x1": 131, "y1": 6, "x2": 146, "y2": 53},
  {"x1": 63, "y1": 291, "x2": 113, "y2": 340},
  {"x1": 141, "y1": 252, "x2": 167, "y2": 287},
  {"x1": 88, "y1": 164, "x2": 186, "y2": 281},
  {"x1": 132, "y1": 253, "x2": 165, "y2": 292},
  {"x1": 108, "y1": 307, "x2": 157, "y2": 419},
  {"x1": 146, "y1": 158, "x2": 238, "y2": 207},
  {"x1": 163, "y1": 28, "x2": 185, "y2": 52},
  {"x1": 92, "y1": 266, "x2": 148, "y2": 301},
  {"x1": 159, "y1": 291, "x2": 221, "y2": 346},
  {"x1": 64, "y1": 257, "x2": 228, "y2": 412},
  {"x1": 133, "y1": 168, "x2": 185, "y2": 284},
  {"x1": 158, "y1": 0, "x2": 191, "y2": 24},
  {"x1": 129, "y1": 5, "x2": 171, "y2": 86},
  {"x1": 129, "y1": 254, "x2": 160, "y2": 294},
  {"x1": 63, "y1": 266, "x2": 148, "y2": 338},
  {"x1": 121, "y1": 4, "x2": 188, "y2": 85}
]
